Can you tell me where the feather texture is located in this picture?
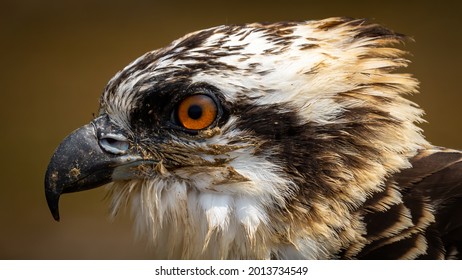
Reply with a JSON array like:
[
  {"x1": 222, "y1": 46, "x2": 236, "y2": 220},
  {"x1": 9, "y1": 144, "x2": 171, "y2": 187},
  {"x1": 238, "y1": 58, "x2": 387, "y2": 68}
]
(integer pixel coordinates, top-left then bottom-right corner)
[{"x1": 46, "y1": 17, "x2": 462, "y2": 259}]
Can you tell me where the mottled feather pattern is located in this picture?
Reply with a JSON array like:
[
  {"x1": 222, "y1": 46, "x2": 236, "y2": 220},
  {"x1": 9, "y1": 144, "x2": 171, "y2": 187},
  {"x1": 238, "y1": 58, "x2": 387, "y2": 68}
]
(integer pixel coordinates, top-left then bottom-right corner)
[{"x1": 74, "y1": 17, "x2": 460, "y2": 259}]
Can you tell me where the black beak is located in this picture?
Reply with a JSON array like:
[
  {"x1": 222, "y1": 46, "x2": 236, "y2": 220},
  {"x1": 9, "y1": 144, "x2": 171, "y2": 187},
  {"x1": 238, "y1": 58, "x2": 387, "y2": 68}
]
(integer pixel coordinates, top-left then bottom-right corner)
[{"x1": 44, "y1": 115, "x2": 144, "y2": 221}]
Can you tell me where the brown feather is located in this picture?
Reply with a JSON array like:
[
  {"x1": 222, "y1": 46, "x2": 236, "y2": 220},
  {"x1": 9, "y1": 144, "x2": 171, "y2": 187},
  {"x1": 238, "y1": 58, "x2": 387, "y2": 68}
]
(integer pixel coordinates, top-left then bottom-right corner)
[
  {"x1": 396, "y1": 147, "x2": 462, "y2": 258},
  {"x1": 354, "y1": 148, "x2": 462, "y2": 259}
]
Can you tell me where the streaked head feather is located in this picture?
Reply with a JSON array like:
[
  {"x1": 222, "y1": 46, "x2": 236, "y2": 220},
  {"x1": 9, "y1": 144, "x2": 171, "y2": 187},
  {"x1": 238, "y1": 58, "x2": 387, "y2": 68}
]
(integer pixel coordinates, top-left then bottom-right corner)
[{"x1": 103, "y1": 17, "x2": 428, "y2": 259}]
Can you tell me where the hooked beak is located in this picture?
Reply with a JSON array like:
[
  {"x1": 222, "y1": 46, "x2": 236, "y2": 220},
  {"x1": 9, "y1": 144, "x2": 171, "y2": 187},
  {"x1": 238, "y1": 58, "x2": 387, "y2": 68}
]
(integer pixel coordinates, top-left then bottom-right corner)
[{"x1": 44, "y1": 115, "x2": 148, "y2": 221}]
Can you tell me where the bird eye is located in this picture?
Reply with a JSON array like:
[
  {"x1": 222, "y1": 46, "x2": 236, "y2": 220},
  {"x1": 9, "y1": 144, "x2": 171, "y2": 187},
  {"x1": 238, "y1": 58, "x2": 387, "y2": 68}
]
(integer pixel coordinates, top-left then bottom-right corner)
[{"x1": 176, "y1": 94, "x2": 218, "y2": 130}]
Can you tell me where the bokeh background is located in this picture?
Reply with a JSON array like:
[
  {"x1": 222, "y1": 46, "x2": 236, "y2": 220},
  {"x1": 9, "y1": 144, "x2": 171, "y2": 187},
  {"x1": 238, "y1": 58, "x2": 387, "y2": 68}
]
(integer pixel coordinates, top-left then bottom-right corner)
[{"x1": 1, "y1": 0, "x2": 461, "y2": 259}]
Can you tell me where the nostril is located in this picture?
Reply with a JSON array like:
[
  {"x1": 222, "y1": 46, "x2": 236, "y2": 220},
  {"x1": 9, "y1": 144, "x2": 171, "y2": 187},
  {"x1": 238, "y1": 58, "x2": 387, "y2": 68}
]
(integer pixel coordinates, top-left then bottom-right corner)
[{"x1": 99, "y1": 134, "x2": 129, "y2": 155}]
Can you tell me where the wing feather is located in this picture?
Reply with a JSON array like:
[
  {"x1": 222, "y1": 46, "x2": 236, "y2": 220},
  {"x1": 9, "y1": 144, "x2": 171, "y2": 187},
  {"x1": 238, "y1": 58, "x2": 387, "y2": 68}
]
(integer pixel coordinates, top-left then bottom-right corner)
[{"x1": 397, "y1": 147, "x2": 462, "y2": 258}]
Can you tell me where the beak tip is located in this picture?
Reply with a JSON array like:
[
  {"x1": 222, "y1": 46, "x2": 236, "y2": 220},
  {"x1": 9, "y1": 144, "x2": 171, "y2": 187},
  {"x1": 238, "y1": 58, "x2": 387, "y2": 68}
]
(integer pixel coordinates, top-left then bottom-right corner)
[
  {"x1": 45, "y1": 190, "x2": 61, "y2": 222},
  {"x1": 45, "y1": 168, "x2": 63, "y2": 221},
  {"x1": 53, "y1": 213, "x2": 61, "y2": 222}
]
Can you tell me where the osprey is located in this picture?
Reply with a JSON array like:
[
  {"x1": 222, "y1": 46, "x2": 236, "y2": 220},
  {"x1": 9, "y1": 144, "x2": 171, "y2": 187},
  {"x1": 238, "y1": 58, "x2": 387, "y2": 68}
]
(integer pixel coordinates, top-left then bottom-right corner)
[{"x1": 45, "y1": 17, "x2": 462, "y2": 259}]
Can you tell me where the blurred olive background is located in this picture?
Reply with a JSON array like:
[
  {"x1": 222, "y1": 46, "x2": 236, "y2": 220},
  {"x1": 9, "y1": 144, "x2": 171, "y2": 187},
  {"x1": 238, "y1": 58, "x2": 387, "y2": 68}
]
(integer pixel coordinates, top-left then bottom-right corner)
[{"x1": 1, "y1": 0, "x2": 461, "y2": 259}]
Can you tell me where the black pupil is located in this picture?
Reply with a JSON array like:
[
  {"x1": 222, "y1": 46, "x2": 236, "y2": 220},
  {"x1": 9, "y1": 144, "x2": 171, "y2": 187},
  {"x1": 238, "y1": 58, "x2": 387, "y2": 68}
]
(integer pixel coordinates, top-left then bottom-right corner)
[{"x1": 188, "y1": 104, "x2": 203, "y2": 120}]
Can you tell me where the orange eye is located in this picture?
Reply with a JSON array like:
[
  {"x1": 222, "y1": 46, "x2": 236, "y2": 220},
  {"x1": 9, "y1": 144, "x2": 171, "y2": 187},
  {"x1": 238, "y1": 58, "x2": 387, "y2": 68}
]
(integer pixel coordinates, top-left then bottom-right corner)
[{"x1": 177, "y1": 94, "x2": 218, "y2": 130}]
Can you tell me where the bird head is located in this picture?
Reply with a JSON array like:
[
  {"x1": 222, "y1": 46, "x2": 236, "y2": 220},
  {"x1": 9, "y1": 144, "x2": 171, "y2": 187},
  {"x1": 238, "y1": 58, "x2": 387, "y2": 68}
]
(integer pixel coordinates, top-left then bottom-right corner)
[{"x1": 45, "y1": 17, "x2": 428, "y2": 259}]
